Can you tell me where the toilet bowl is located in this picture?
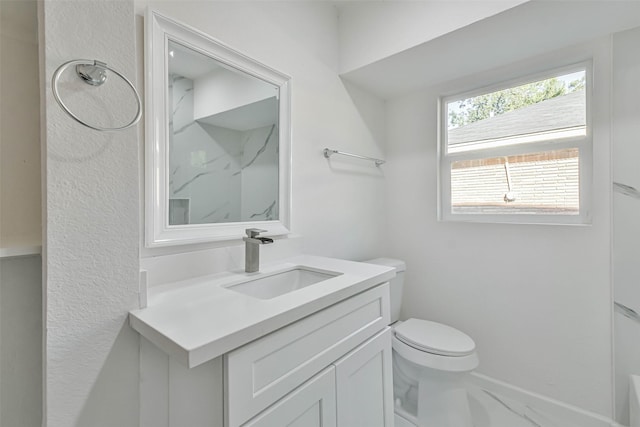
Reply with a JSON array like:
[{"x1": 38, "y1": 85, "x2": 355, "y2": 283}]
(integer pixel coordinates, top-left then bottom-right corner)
[{"x1": 365, "y1": 258, "x2": 479, "y2": 427}]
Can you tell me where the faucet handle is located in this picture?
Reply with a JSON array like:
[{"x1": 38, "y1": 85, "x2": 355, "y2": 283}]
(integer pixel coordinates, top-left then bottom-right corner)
[{"x1": 245, "y1": 228, "x2": 267, "y2": 238}]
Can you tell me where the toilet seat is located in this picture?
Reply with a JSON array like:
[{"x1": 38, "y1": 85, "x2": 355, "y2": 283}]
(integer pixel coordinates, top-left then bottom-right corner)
[
  {"x1": 392, "y1": 319, "x2": 479, "y2": 372},
  {"x1": 394, "y1": 319, "x2": 475, "y2": 357}
]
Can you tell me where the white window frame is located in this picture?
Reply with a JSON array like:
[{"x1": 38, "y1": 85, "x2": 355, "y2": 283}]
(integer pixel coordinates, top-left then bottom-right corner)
[{"x1": 438, "y1": 61, "x2": 593, "y2": 225}]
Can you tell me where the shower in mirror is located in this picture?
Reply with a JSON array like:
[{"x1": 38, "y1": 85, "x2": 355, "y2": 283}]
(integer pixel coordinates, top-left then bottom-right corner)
[{"x1": 167, "y1": 40, "x2": 280, "y2": 226}]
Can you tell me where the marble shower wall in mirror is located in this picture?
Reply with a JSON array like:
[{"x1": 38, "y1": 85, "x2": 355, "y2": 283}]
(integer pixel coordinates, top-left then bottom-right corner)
[{"x1": 167, "y1": 40, "x2": 279, "y2": 225}]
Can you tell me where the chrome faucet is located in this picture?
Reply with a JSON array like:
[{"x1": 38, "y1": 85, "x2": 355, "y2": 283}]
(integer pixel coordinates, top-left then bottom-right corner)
[{"x1": 243, "y1": 228, "x2": 274, "y2": 273}]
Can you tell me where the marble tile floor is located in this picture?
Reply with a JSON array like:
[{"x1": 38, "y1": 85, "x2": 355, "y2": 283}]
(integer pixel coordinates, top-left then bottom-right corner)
[
  {"x1": 395, "y1": 384, "x2": 583, "y2": 427},
  {"x1": 467, "y1": 384, "x2": 579, "y2": 427}
]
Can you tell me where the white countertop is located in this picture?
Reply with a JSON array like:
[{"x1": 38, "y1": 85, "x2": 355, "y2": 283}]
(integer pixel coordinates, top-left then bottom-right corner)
[{"x1": 129, "y1": 255, "x2": 395, "y2": 368}]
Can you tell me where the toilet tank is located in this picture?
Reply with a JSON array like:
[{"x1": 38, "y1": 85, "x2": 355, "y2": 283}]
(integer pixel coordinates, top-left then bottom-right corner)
[{"x1": 365, "y1": 258, "x2": 406, "y2": 323}]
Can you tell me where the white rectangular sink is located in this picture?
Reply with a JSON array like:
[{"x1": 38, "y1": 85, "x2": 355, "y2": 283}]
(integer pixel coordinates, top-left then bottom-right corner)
[{"x1": 225, "y1": 267, "x2": 342, "y2": 299}]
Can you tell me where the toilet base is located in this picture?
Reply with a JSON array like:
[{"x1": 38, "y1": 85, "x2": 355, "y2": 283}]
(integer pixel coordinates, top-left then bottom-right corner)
[
  {"x1": 393, "y1": 351, "x2": 474, "y2": 427},
  {"x1": 416, "y1": 372, "x2": 473, "y2": 427}
]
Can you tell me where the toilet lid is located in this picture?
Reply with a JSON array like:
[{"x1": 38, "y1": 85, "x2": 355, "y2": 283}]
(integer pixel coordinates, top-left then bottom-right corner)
[{"x1": 394, "y1": 319, "x2": 476, "y2": 357}]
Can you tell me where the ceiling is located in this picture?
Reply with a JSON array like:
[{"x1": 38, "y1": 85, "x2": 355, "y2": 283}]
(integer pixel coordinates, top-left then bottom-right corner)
[{"x1": 340, "y1": 1, "x2": 640, "y2": 99}]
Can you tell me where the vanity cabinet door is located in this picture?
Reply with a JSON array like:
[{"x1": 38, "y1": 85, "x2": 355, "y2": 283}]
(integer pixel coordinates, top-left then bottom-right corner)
[
  {"x1": 242, "y1": 367, "x2": 336, "y2": 427},
  {"x1": 334, "y1": 327, "x2": 394, "y2": 427},
  {"x1": 226, "y1": 284, "x2": 390, "y2": 427}
]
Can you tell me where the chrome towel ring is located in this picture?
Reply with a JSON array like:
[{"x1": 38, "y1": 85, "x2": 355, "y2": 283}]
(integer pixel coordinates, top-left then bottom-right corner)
[{"x1": 52, "y1": 59, "x2": 142, "y2": 132}]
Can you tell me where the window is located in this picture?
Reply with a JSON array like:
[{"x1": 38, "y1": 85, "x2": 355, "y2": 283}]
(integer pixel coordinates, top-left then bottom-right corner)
[{"x1": 439, "y1": 64, "x2": 591, "y2": 224}]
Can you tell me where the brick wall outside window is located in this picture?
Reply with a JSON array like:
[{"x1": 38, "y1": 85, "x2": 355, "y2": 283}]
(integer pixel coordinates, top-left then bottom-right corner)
[{"x1": 451, "y1": 149, "x2": 579, "y2": 214}]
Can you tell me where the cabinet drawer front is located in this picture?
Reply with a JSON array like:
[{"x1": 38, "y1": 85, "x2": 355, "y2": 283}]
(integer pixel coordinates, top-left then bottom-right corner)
[{"x1": 226, "y1": 283, "x2": 390, "y2": 427}]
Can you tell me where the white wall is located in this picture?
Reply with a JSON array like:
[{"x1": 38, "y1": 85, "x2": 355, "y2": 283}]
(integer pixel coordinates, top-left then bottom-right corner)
[
  {"x1": 0, "y1": 0, "x2": 41, "y2": 249},
  {"x1": 384, "y1": 38, "x2": 614, "y2": 417},
  {"x1": 612, "y1": 26, "x2": 640, "y2": 426},
  {"x1": 0, "y1": 1, "x2": 42, "y2": 425},
  {"x1": 0, "y1": 255, "x2": 42, "y2": 427},
  {"x1": 138, "y1": 1, "x2": 387, "y2": 264},
  {"x1": 336, "y1": 0, "x2": 528, "y2": 74},
  {"x1": 40, "y1": 1, "x2": 140, "y2": 426}
]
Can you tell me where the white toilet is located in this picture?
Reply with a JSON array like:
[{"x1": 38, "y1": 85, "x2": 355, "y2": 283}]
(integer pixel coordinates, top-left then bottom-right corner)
[{"x1": 366, "y1": 258, "x2": 479, "y2": 427}]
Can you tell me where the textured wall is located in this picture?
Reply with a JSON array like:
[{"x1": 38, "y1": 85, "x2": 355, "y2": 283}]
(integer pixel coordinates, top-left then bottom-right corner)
[{"x1": 41, "y1": 1, "x2": 140, "y2": 426}]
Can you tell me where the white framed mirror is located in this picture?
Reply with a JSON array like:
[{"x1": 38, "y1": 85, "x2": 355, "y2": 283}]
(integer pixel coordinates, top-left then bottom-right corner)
[{"x1": 145, "y1": 10, "x2": 291, "y2": 247}]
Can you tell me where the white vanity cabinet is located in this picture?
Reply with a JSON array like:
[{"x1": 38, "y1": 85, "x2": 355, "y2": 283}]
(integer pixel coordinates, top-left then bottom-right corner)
[
  {"x1": 134, "y1": 255, "x2": 397, "y2": 427},
  {"x1": 225, "y1": 284, "x2": 393, "y2": 427}
]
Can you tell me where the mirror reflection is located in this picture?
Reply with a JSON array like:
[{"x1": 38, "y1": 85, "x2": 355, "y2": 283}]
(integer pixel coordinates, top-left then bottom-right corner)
[{"x1": 167, "y1": 40, "x2": 280, "y2": 226}]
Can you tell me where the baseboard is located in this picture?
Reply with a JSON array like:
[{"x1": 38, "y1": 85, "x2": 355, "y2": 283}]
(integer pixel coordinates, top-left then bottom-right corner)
[{"x1": 469, "y1": 372, "x2": 618, "y2": 427}]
